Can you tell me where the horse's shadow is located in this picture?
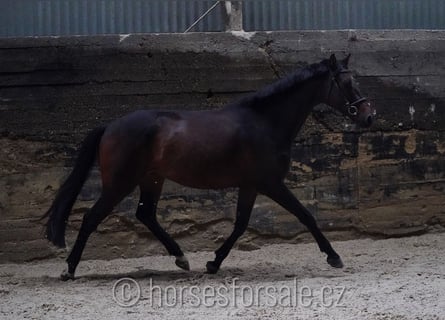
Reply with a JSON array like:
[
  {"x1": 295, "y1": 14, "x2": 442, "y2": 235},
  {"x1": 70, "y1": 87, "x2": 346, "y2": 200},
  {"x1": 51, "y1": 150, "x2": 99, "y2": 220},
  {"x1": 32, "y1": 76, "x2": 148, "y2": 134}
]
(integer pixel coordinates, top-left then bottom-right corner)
[
  {"x1": 78, "y1": 267, "x2": 252, "y2": 282},
  {"x1": 74, "y1": 263, "x2": 345, "y2": 283}
]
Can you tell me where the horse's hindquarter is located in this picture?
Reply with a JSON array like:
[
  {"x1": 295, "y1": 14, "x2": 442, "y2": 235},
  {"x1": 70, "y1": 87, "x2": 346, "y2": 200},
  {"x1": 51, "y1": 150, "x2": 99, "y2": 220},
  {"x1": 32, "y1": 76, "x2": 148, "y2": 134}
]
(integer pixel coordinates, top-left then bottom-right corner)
[{"x1": 152, "y1": 110, "x2": 260, "y2": 189}]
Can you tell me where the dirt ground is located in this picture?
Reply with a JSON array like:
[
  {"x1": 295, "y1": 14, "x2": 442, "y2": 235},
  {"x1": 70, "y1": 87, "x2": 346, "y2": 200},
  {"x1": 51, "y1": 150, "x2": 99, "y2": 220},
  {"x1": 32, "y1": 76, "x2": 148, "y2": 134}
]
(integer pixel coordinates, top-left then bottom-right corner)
[{"x1": 0, "y1": 232, "x2": 444, "y2": 320}]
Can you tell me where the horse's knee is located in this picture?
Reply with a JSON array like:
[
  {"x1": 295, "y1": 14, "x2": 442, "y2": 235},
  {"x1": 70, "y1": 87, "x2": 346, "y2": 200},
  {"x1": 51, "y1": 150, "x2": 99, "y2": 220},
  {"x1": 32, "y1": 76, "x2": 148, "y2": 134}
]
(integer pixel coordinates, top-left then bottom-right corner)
[
  {"x1": 295, "y1": 210, "x2": 317, "y2": 227},
  {"x1": 136, "y1": 212, "x2": 155, "y2": 226}
]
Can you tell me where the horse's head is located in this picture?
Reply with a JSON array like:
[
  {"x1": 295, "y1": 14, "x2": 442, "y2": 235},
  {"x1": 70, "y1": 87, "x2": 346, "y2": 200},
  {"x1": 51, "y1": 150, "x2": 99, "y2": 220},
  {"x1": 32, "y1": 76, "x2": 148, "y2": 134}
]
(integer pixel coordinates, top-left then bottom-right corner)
[{"x1": 324, "y1": 54, "x2": 376, "y2": 128}]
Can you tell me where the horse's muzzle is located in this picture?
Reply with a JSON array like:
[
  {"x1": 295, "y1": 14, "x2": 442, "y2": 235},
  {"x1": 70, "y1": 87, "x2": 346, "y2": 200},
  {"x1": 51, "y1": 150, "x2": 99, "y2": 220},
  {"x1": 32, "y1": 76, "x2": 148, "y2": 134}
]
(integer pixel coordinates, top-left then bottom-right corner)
[{"x1": 357, "y1": 102, "x2": 376, "y2": 128}]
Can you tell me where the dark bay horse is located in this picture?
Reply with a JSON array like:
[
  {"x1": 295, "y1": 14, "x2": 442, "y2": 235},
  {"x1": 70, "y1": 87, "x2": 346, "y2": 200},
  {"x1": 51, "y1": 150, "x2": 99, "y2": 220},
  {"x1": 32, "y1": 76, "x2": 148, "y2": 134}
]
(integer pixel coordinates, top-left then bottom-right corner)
[{"x1": 43, "y1": 54, "x2": 375, "y2": 280}]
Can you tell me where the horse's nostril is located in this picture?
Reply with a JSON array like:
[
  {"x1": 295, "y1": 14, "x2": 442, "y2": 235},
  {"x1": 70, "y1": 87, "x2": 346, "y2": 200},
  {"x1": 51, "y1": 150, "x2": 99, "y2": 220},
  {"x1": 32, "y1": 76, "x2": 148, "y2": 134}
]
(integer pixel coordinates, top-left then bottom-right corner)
[{"x1": 366, "y1": 115, "x2": 373, "y2": 126}]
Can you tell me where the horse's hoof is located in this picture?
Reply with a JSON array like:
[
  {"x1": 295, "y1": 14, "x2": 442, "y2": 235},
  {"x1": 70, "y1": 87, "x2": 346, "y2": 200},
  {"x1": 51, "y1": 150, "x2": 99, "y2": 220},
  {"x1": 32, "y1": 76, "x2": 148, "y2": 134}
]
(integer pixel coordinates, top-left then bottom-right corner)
[
  {"x1": 175, "y1": 256, "x2": 190, "y2": 271},
  {"x1": 205, "y1": 261, "x2": 219, "y2": 274},
  {"x1": 327, "y1": 256, "x2": 344, "y2": 268},
  {"x1": 60, "y1": 270, "x2": 75, "y2": 281}
]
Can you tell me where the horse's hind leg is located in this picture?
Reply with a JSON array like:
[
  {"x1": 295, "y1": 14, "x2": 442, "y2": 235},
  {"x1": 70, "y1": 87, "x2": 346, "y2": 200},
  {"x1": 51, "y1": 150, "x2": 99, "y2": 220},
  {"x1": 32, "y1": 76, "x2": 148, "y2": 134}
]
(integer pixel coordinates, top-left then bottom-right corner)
[
  {"x1": 136, "y1": 178, "x2": 189, "y2": 271},
  {"x1": 206, "y1": 187, "x2": 257, "y2": 274},
  {"x1": 61, "y1": 192, "x2": 118, "y2": 280}
]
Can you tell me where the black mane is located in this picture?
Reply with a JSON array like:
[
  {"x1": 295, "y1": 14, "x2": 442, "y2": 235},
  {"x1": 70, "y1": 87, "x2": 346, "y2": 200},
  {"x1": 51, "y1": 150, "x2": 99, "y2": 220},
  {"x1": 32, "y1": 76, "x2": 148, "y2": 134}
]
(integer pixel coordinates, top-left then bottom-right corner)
[{"x1": 232, "y1": 59, "x2": 330, "y2": 110}]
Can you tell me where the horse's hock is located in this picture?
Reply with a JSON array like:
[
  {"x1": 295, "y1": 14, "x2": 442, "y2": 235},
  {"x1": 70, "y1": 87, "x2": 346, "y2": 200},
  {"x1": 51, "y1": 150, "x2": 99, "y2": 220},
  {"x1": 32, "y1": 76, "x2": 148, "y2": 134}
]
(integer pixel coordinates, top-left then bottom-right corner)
[{"x1": 0, "y1": 31, "x2": 444, "y2": 263}]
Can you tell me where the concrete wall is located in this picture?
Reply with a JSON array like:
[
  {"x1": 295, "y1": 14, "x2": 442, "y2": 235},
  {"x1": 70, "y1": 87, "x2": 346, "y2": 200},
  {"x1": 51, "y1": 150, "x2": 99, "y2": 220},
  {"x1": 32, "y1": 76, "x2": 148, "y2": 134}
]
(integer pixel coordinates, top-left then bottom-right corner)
[{"x1": 0, "y1": 31, "x2": 444, "y2": 263}]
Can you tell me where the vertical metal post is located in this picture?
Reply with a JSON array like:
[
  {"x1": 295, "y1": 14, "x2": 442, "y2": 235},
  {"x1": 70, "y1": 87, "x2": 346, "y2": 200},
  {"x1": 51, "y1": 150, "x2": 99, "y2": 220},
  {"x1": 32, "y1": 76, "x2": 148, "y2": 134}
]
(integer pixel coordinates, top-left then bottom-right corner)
[{"x1": 222, "y1": 1, "x2": 243, "y2": 31}]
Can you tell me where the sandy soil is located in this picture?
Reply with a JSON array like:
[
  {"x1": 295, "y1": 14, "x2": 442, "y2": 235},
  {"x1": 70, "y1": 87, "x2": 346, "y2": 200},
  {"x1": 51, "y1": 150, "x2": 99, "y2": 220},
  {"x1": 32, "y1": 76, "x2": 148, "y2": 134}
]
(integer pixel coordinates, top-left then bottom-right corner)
[{"x1": 0, "y1": 233, "x2": 444, "y2": 320}]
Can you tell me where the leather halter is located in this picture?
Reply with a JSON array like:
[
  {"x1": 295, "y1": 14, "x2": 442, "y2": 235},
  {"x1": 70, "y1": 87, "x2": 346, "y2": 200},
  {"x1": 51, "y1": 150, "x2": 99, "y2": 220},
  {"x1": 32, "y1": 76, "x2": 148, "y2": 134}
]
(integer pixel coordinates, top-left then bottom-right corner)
[{"x1": 328, "y1": 70, "x2": 367, "y2": 116}]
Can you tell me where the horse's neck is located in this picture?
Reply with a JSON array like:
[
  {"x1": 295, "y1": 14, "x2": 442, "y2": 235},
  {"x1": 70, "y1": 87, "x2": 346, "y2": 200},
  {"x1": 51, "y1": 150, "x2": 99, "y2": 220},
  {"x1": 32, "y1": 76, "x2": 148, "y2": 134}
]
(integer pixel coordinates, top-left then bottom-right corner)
[{"x1": 262, "y1": 76, "x2": 326, "y2": 143}]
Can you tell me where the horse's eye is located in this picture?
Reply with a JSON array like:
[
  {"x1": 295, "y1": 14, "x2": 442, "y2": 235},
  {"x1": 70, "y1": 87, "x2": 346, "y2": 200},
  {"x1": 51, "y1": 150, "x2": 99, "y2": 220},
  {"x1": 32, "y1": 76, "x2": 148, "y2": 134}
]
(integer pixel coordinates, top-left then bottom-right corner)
[{"x1": 345, "y1": 79, "x2": 353, "y2": 88}]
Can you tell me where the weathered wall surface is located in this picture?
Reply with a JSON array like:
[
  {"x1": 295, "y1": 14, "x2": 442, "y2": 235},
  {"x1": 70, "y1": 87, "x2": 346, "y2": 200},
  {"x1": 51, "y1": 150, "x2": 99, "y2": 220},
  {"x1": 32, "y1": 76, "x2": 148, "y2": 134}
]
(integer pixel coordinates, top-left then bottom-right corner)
[{"x1": 0, "y1": 31, "x2": 444, "y2": 263}]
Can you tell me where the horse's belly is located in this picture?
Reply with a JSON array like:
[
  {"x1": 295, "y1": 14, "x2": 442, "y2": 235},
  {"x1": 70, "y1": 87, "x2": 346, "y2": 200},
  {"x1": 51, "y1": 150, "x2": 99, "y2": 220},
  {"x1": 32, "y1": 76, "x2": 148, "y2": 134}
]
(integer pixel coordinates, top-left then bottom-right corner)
[
  {"x1": 150, "y1": 114, "x2": 255, "y2": 188},
  {"x1": 161, "y1": 157, "x2": 248, "y2": 189}
]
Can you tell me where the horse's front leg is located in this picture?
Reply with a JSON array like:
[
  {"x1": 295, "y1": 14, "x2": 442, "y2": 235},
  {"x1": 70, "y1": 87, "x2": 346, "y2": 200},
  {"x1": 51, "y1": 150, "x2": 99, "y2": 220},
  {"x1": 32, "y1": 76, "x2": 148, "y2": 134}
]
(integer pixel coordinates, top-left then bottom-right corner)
[
  {"x1": 206, "y1": 187, "x2": 257, "y2": 274},
  {"x1": 262, "y1": 182, "x2": 343, "y2": 268}
]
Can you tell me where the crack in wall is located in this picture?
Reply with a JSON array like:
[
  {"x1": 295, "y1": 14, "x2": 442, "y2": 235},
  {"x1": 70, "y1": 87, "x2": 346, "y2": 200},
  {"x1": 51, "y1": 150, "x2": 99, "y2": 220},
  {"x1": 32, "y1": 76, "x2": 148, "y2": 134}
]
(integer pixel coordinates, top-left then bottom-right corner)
[{"x1": 258, "y1": 39, "x2": 282, "y2": 79}]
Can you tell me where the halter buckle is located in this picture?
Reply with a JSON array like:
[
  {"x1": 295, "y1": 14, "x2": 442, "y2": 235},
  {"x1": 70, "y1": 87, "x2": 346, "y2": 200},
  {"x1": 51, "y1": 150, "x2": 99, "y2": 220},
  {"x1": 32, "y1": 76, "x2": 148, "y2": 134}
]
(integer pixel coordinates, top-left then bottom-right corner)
[{"x1": 347, "y1": 105, "x2": 358, "y2": 116}]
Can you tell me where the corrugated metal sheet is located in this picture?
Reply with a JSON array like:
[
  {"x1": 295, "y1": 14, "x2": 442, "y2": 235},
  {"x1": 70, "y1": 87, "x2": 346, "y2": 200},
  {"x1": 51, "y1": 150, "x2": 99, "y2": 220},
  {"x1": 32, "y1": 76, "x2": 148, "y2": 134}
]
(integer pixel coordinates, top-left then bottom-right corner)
[
  {"x1": 243, "y1": 0, "x2": 445, "y2": 31},
  {"x1": 0, "y1": 0, "x2": 223, "y2": 37},
  {"x1": 0, "y1": 0, "x2": 444, "y2": 37}
]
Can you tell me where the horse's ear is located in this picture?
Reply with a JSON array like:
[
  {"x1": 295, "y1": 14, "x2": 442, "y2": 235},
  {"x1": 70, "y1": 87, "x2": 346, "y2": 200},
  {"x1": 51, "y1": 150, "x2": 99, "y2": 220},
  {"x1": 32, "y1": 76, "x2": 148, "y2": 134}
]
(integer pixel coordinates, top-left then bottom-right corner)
[
  {"x1": 342, "y1": 54, "x2": 351, "y2": 68},
  {"x1": 329, "y1": 54, "x2": 337, "y2": 67},
  {"x1": 329, "y1": 54, "x2": 339, "y2": 72}
]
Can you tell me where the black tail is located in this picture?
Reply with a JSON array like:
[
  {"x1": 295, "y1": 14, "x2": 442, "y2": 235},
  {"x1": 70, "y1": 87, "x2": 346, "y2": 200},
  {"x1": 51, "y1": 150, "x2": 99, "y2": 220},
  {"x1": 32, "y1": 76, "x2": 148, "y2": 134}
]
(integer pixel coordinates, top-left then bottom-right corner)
[{"x1": 42, "y1": 126, "x2": 106, "y2": 248}]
